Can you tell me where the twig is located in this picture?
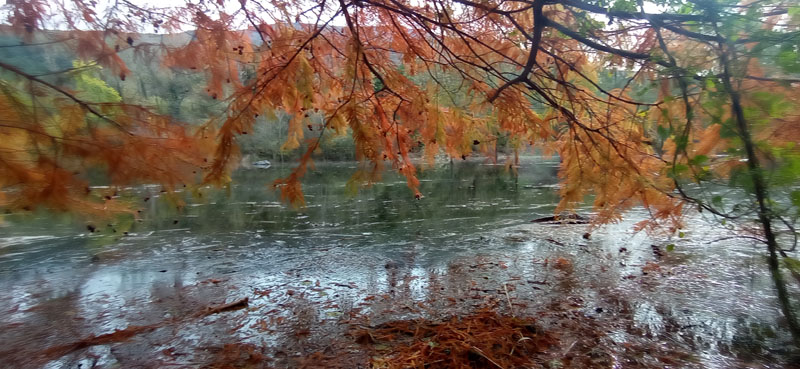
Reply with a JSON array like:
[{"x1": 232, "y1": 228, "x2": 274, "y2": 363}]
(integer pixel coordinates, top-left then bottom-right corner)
[
  {"x1": 470, "y1": 346, "x2": 505, "y2": 369},
  {"x1": 503, "y1": 283, "x2": 515, "y2": 317},
  {"x1": 0, "y1": 61, "x2": 131, "y2": 133},
  {"x1": 197, "y1": 297, "x2": 249, "y2": 317},
  {"x1": 562, "y1": 339, "x2": 577, "y2": 356},
  {"x1": 703, "y1": 235, "x2": 766, "y2": 245},
  {"x1": 510, "y1": 336, "x2": 532, "y2": 356},
  {"x1": 487, "y1": 0, "x2": 544, "y2": 102},
  {"x1": 39, "y1": 296, "x2": 251, "y2": 363},
  {"x1": 40, "y1": 324, "x2": 160, "y2": 360}
]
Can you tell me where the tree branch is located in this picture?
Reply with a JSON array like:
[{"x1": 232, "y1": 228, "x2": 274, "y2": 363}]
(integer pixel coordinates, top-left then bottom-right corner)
[
  {"x1": 0, "y1": 61, "x2": 131, "y2": 133},
  {"x1": 488, "y1": 0, "x2": 545, "y2": 102}
]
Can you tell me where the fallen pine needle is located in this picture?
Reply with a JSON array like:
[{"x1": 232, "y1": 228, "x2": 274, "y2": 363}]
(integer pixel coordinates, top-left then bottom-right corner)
[{"x1": 358, "y1": 309, "x2": 554, "y2": 368}]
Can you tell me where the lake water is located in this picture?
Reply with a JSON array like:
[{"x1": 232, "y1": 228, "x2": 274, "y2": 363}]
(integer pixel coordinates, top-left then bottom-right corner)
[{"x1": 0, "y1": 158, "x2": 796, "y2": 368}]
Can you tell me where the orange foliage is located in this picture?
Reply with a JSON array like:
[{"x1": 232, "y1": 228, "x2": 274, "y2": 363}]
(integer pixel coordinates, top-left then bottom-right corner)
[
  {"x1": 1, "y1": 0, "x2": 797, "y2": 228},
  {"x1": 0, "y1": 63, "x2": 213, "y2": 215}
]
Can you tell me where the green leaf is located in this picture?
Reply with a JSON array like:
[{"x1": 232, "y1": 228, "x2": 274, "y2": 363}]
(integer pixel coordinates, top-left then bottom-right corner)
[
  {"x1": 751, "y1": 91, "x2": 791, "y2": 118},
  {"x1": 657, "y1": 125, "x2": 671, "y2": 141},
  {"x1": 678, "y1": 231, "x2": 685, "y2": 238},
  {"x1": 666, "y1": 244, "x2": 675, "y2": 252},
  {"x1": 689, "y1": 155, "x2": 708, "y2": 166},
  {"x1": 712, "y1": 195, "x2": 723, "y2": 208},
  {"x1": 791, "y1": 190, "x2": 800, "y2": 208},
  {"x1": 611, "y1": 0, "x2": 637, "y2": 12},
  {"x1": 790, "y1": 6, "x2": 800, "y2": 22},
  {"x1": 674, "y1": 135, "x2": 689, "y2": 151},
  {"x1": 729, "y1": 167, "x2": 756, "y2": 193},
  {"x1": 784, "y1": 257, "x2": 800, "y2": 275},
  {"x1": 772, "y1": 150, "x2": 800, "y2": 185},
  {"x1": 777, "y1": 48, "x2": 800, "y2": 74},
  {"x1": 669, "y1": 164, "x2": 689, "y2": 179}
]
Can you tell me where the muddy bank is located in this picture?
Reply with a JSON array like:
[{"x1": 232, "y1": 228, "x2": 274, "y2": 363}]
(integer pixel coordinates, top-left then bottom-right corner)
[{"x1": 1, "y1": 216, "x2": 798, "y2": 368}]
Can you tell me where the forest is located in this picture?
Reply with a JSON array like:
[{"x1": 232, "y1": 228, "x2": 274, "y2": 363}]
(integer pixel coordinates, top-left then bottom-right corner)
[{"x1": 1, "y1": 0, "x2": 800, "y2": 367}]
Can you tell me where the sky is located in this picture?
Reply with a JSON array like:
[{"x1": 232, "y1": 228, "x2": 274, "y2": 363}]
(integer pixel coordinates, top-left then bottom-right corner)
[{"x1": 1, "y1": 0, "x2": 669, "y2": 35}]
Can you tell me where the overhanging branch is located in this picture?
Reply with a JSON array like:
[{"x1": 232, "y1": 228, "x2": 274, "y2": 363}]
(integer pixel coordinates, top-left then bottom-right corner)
[{"x1": 487, "y1": 0, "x2": 545, "y2": 102}]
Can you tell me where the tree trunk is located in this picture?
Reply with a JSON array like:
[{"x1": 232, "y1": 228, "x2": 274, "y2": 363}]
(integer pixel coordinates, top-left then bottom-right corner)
[{"x1": 719, "y1": 42, "x2": 800, "y2": 346}]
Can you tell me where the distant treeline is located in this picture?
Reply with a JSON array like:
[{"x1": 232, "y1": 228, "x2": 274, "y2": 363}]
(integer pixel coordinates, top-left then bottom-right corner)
[{"x1": 0, "y1": 29, "x2": 645, "y2": 164}]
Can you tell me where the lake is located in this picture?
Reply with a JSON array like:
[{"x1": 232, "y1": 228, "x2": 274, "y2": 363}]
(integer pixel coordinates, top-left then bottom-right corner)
[{"x1": 0, "y1": 158, "x2": 795, "y2": 368}]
